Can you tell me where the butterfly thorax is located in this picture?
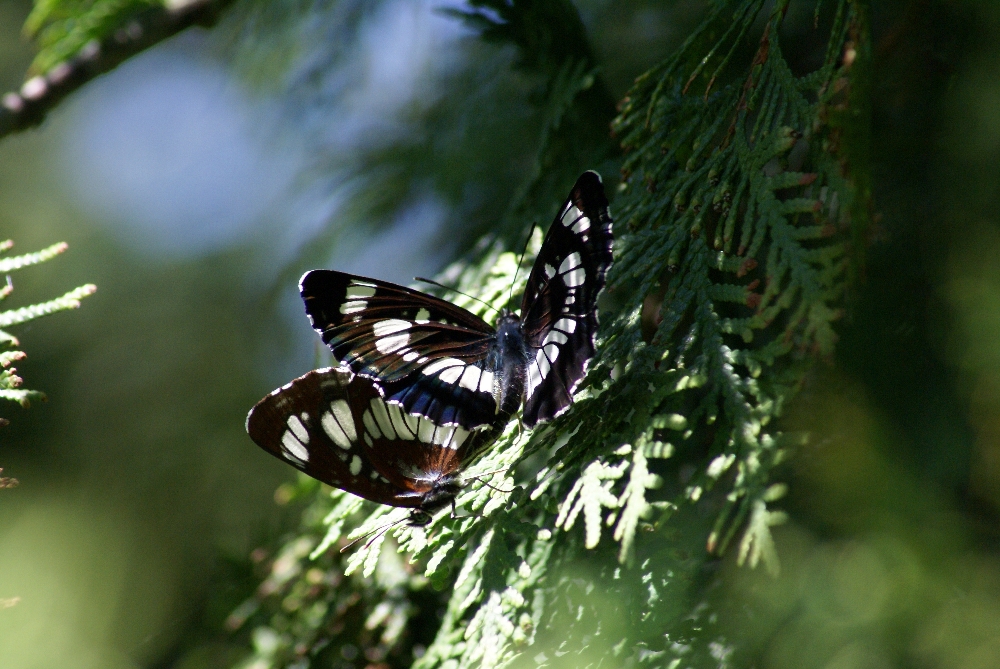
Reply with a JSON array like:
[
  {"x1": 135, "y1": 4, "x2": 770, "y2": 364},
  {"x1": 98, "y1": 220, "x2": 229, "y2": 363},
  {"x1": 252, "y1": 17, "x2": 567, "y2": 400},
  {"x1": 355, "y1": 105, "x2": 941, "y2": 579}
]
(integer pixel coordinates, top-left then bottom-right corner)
[{"x1": 489, "y1": 310, "x2": 530, "y2": 416}]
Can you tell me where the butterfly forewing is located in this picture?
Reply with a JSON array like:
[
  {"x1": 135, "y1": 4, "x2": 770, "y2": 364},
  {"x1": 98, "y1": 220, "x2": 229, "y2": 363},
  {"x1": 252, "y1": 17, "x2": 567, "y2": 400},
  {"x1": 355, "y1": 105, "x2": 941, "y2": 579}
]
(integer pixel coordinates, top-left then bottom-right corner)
[
  {"x1": 519, "y1": 170, "x2": 614, "y2": 426},
  {"x1": 300, "y1": 271, "x2": 501, "y2": 428}
]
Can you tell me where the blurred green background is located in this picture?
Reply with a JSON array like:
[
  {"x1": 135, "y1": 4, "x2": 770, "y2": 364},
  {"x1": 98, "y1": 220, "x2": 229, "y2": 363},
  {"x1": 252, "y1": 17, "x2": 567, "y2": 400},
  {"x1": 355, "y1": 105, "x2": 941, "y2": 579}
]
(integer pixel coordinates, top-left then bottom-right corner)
[{"x1": 1, "y1": 1, "x2": 1000, "y2": 668}]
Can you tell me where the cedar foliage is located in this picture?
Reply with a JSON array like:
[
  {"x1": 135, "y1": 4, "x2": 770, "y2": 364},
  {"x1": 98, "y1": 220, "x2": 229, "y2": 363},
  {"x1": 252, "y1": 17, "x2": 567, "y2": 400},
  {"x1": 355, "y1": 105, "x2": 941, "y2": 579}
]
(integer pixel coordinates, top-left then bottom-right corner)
[
  {"x1": 0, "y1": 239, "x2": 95, "y2": 499},
  {"x1": 0, "y1": 240, "x2": 95, "y2": 415},
  {"x1": 228, "y1": 1, "x2": 870, "y2": 668}
]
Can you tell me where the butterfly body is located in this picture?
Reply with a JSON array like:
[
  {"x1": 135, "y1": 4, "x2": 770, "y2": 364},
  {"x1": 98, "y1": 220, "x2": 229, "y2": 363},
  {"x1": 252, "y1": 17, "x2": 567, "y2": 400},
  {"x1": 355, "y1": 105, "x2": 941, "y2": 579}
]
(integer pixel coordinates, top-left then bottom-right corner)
[
  {"x1": 485, "y1": 309, "x2": 531, "y2": 415},
  {"x1": 248, "y1": 172, "x2": 614, "y2": 524}
]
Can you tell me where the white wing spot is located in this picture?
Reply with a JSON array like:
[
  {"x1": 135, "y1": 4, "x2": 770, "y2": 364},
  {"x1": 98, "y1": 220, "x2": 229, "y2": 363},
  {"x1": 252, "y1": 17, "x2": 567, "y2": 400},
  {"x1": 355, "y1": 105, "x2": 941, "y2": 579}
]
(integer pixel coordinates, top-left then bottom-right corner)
[
  {"x1": 415, "y1": 308, "x2": 430, "y2": 321},
  {"x1": 571, "y1": 216, "x2": 591, "y2": 233},
  {"x1": 418, "y1": 416, "x2": 436, "y2": 443},
  {"x1": 373, "y1": 319, "x2": 411, "y2": 336},
  {"x1": 286, "y1": 415, "x2": 309, "y2": 444},
  {"x1": 544, "y1": 329, "x2": 569, "y2": 346},
  {"x1": 553, "y1": 318, "x2": 577, "y2": 333},
  {"x1": 340, "y1": 300, "x2": 366, "y2": 314},
  {"x1": 363, "y1": 433, "x2": 373, "y2": 447},
  {"x1": 281, "y1": 431, "x2": 309, "y2": 464},
  {"x1": 370, "y1": 399, "x2": 397, "y2": 440},
  {"x1": 452, "y1": 426, "x2": 470, "y2": 450},
  {"x1": 322, "y1": 399, "x2": 356, "y2": 450},
  {"x1": 376, "y1": 333, "x2": 410, "y2": 354},
  {"x1": 536, "y1": 348, "x2": 552, "y2": 378},
  {"x1": 350, "y1": 280, "x2": 377, "y2": 288},
  {"x1": 432, "y1": 424, "x2": 455, "y2": 447},
  {"x1": 346, "y1": 285, "x2": 376, "y2": 299},
  {"x1": 330, "y1": 400, "x2": 356, "y2": 440},
  {"x1": 349, "y1": 455, "x2": 362, "y2": 476},
  {"x1": 562, "y1": 205, "x2": 582, "y2": 226},
  {"x1": 402, "y1": 350, "x2": 419, "y2": 362},
  {"x1": 362, "y1": 409, "x2": 381, "y2": 439},
  {"x1": 387, "y1": 403, "x2": 416, "y2": 440},
  {"x1": 527, "y1": 362, "x2": 543, "y2": 398},
  {"x1": 544, "y1": 264, "x2": 556, "y2": 279},
  {"x1": 559, "y1": 252, "x2": 583, "y2": 274},
  {"x1": 544, "y1": 343, "x2": 561, "y2": 364},
  {"x1": 458, "y1": 366, "x2": 483, "y2": 392},
  {"x1": 564, "y1": 267, "x2": 586, "y2": 287},
  {"x1": 439, "y1": 365, "x2": 464, "y2": 384},
  {"x1": 321, "y1": 412, "x2": 349, "y2": 449},
  {"x1": 478, "y1": 369, "x2": 496, "y2": 394},
  {"x1": 402, "y1": 406, "x2": 420, "y2": 436}
]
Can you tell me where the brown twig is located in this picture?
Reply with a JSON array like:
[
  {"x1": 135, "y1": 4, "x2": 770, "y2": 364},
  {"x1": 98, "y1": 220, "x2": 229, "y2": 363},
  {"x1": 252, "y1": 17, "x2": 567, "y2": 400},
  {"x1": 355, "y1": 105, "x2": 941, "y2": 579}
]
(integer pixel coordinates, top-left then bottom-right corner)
[{"x1": 0, "y1": 0, "x2": 235, "y2": 139}]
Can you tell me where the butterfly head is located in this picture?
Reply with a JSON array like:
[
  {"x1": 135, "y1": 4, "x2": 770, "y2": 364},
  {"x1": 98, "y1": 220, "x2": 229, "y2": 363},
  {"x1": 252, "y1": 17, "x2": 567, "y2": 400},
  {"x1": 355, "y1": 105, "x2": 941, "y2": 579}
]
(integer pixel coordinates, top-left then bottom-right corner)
[
  {"x1": 409, "y1": 476, "x2": 462, "y2": 525},
  {"x1": 494, "y1": 307, "x2": 520, "y2": 329}
]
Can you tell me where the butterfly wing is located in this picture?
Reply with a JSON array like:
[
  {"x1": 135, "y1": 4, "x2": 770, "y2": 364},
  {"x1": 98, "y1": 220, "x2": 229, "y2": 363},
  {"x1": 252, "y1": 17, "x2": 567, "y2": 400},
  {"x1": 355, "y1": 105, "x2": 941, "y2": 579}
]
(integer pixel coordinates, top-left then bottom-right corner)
[
  {"x1": 352, "y1": 384, "x2": 499, "y2": 495},
  {"x1": 519, "y1": 171, "x2": 614, "y2": 426},
  {"x1": 247, "y1": 368, "x2": 494, "y2": 506},
  {"x1": 246, "y1": 367, "x2": 420, "y2": 507},
  {"x1": 300, "y1": 271, "x2": 501, "y2": 429}
]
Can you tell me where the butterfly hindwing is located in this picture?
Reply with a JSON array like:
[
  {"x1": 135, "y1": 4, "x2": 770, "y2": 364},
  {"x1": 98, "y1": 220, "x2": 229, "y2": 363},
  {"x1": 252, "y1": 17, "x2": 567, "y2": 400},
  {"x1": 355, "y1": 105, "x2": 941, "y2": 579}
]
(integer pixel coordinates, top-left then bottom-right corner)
[
  {"x1": 247, "y1": 367, "x2": 498, "y2": 508},
  {"x1": 246, "y1": 367, "x2": 413, "y2": 506},
  {"x1": 519, "y1": 170, "x2": 614, "y2": 426}
]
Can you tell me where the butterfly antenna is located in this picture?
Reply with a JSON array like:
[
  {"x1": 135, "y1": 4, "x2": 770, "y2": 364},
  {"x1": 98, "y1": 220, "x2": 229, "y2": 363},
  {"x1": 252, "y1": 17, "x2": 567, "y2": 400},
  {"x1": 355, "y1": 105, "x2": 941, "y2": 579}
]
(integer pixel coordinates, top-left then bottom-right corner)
[
  {"x1": 477, "y1": 478, "x2": 515, "y2": 494},
  {"x1": 507, "y1": 220, "x2": 540, "y2": 311},
  {"x1": 463, "y1": 467, "x2": 515, "y2": 494},
  {"x1": 414, "y1": 277, "x2": 498, "y2": 317},
  {"x1": 340, "y1": 516, "x2": 405, "y2": 553},
  {"x1": 364, "y1": 522, "x2": 395, "y2": 550}
]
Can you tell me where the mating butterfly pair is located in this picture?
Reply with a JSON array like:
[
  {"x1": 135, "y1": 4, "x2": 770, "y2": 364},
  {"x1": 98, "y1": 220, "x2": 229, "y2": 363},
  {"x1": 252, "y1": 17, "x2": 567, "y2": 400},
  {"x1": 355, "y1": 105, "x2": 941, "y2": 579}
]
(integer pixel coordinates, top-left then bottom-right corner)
[{"x1": 247, "y1": 171, "x2": 613, "y2": 526}]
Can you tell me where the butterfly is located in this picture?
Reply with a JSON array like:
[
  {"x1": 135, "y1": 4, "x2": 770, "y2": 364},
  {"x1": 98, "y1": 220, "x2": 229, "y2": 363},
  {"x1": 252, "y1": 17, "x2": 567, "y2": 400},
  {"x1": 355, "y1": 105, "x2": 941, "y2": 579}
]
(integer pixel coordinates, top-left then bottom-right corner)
[
  {"x1": 299, "y1": 170, "x2": 613, "y2": 431},
  {"x1": 247, "y1": 171, "x2": 613, "y2": 524}
]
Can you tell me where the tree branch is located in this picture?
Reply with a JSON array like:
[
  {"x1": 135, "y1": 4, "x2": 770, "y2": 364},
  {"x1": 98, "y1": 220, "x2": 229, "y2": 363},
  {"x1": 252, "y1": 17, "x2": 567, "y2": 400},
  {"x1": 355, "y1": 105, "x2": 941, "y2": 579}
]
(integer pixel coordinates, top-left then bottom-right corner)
[{"x1": 0, "y1": 0, "x2": 235, "y2": 139}]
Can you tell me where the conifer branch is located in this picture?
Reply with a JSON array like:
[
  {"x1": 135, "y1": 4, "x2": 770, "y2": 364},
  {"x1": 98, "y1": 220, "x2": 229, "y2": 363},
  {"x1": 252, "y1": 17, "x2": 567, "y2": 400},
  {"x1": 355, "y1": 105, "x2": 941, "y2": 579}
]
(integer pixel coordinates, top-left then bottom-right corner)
[
  {"x1": 235, "y1": 2, "x2": 870, "y2": 667},
  {"x1": 1, "y1": 0, "x2": 234, "y2": 139}
]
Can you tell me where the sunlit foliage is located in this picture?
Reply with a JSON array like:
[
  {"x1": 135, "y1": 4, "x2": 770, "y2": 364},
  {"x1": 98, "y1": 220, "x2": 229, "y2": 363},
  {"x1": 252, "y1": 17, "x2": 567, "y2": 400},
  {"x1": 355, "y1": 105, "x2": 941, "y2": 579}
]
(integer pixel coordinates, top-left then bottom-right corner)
[{"x1": 230, "y1": 2, "x2": 869, "y2": 668}]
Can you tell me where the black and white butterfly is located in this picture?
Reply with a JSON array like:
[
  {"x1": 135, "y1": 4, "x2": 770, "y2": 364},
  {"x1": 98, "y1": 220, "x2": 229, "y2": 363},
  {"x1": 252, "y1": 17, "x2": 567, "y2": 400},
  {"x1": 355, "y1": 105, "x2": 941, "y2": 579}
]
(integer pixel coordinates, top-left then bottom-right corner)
[
  {"x1": 247, "y1": 171, "x2": 613, "y2": 524},
  {"x1": 299, "y1": 170, "x2": 613, "y2": 431}
]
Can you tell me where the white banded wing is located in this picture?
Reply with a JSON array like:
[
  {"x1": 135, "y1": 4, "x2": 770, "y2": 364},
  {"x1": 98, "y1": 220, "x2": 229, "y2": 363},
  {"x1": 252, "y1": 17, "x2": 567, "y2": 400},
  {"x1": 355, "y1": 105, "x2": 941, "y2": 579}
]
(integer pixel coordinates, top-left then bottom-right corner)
[
  {"x1": 294, "y1": 171, "x2": 613, "y2": 436},
  {"x1": 299, "y1": 271, "x2": 501, "y2": 429},
  {"x1": 246, "y1": 367, "x2": 499, "y2": 507},
  {"x1": 519, "y1": 171, "x2": 614, "y2": 426}
]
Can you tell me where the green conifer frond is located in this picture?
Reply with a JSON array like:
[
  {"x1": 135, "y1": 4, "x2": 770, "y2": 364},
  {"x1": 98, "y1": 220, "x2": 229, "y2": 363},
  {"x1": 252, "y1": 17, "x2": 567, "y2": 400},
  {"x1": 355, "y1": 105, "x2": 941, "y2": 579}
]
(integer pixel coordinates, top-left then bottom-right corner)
[
  {"x1": 0, "y1": 240, "x2": 95, "y2": 415},
  {"x1": 235, "y1": 2, "x2": 868, "y2": 666},
  {"x1": 0, "y1": 283, "x2": 97, "y2": 329}
]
